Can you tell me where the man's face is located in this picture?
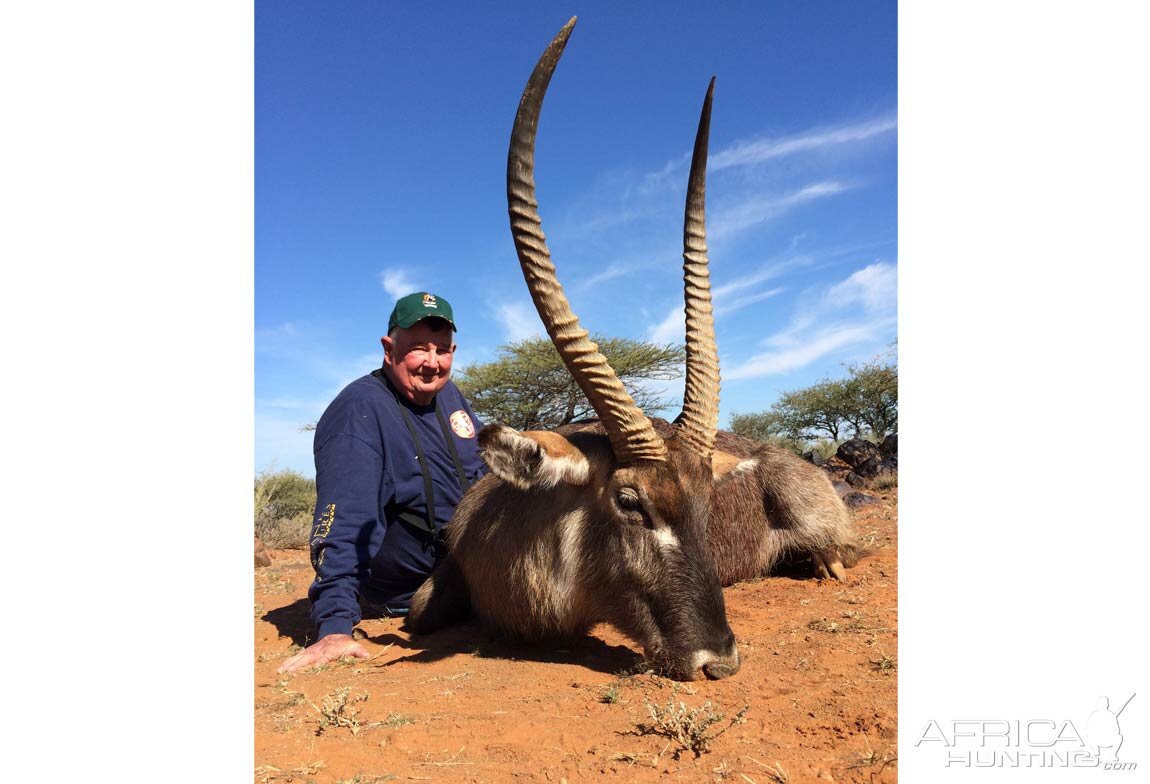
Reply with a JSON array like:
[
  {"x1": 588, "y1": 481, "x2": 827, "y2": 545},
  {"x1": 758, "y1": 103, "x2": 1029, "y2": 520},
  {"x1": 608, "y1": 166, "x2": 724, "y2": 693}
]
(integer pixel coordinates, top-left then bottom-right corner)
[{"x1": 382, "y1": 319, "x2": 456, "y2": 405}]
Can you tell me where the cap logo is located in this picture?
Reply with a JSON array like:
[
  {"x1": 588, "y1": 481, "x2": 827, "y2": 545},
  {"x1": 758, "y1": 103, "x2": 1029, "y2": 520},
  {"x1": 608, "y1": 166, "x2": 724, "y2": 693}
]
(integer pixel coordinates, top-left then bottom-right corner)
[{"x1": 422, "y1": 293, "x2": 437, "y2": 308}]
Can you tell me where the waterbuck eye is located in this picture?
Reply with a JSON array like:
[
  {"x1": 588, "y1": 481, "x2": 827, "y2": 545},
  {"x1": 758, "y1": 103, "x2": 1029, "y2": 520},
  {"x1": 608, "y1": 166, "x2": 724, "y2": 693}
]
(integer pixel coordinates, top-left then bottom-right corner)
[{"x1": 615, "y1": 488, "x2": 641, "y2": 511}]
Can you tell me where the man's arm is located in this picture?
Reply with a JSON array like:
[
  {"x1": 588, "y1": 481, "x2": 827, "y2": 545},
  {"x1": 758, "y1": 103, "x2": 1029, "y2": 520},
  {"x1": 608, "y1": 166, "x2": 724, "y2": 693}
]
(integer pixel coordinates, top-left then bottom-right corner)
[{"x1": 278, "y1": 433, "x2": 386, "y2": 673}]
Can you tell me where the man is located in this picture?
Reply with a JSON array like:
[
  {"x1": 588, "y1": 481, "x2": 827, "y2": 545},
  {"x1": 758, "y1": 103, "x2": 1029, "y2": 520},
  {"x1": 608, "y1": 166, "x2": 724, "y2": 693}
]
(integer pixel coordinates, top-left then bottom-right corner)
[{"x1": 279, "y1": 292, "x2": 486, "y2": 673}]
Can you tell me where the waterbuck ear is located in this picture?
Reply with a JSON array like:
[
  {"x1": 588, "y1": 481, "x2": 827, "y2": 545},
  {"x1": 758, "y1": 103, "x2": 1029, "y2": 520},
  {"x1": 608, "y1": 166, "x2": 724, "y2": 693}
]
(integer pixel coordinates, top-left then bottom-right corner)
[
  {"x1": 711, "y1": 449, "x2": 760, "y2": 481},
  {"x1": 479, "y1": 424, "x2": 591, "y2": 490}
]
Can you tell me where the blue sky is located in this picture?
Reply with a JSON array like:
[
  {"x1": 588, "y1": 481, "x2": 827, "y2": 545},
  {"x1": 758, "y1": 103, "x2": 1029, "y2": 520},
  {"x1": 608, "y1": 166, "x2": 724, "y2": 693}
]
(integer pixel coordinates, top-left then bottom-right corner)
[{"x1": 256, "y1": 1, "x2": 897, "y2": 476}]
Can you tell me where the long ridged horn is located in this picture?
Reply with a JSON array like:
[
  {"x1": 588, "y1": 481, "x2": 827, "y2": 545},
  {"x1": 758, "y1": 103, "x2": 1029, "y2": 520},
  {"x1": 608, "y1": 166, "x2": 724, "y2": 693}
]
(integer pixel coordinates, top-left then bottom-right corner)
[
  {"x1": 676, "y1": 78, "x2": 720, "y2": 458},
  {"x1": 508, "y1": 17, "x2": 667, "y2": 463}
]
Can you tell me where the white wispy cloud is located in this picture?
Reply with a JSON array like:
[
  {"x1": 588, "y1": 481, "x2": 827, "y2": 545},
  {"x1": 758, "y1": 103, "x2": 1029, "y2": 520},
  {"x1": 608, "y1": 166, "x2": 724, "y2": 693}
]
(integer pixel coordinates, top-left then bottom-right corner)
[
  {"x1": 724, "y1": 323, "x2": 881, "y2": 379},
  {"x1": 648, "y1": 305, "x2": 685, "y2": 345},
  {"x1": 712, "y1": 255, "x2": 804, "y2": 301},
  {"x1": 577, "y1": 186, "x2": 840, "y2": 302},
  {"x1": 492, "y1": 300, "x2": 544, "y2": 343},
  {"x1": 824, "y1": 261, "x2": 897, "y2": 313},
  {"x1": 722, "y1": 260, "x2": 897, "y2": 380},
  {"x1": 709, "y1": 181, "x2": 849, "y2": 243},
  {"x1": 553, "y1": 110, "x2": 893, "y2": 261},
  {"x1": 720, "y1": 286, "x2": 786, "y2": 316},
  {"x1": 580, "y1": 262, "x2": 641, "y2": 290},
  {"x1": 639, "y1": 113, "x2": 896, "y2": 193},
  {"x1": 255, "y1": 321, "x2": 300, "y2": 353},
  {"x1": 379, "y1": 267, "x2": 422, "y2": 300},
  {"x1": 647, "y1": 256, "x2": 801, "y2": 344},
  {"x1": 709, "y1": 115, "x2": 897, "y2": 172},
  {"x1": 649, "y1": 289, "x2": 786, "y2": 346}
]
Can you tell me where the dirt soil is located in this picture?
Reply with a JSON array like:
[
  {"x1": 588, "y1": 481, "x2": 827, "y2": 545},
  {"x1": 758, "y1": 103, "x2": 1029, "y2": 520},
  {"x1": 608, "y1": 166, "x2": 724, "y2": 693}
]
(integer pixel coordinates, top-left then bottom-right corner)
[{"x1": 255, "y1": 489, "x2": 897, "y2": 784}]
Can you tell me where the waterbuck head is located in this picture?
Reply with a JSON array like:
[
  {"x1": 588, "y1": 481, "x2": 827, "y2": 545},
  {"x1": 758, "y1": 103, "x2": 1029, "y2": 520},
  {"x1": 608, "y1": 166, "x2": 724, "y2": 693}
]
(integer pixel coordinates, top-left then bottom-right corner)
[{"x1": 480, "y1": 17, "x2": 738, "y2": 680}]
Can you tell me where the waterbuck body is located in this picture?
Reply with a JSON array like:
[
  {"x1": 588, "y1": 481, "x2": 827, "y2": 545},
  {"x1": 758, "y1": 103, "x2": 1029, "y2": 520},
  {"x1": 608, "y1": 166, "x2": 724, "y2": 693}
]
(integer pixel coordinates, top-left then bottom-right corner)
[{"x1": 710, "y1": 442, "x2": 861, "y2": 583}]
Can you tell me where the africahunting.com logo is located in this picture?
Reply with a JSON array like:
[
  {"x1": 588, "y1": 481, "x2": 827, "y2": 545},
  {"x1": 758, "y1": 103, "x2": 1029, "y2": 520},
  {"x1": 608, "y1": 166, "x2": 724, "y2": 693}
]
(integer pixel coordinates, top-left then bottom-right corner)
[{"x1": 916, "y1": 694, "x2": 1137, "y2": 770}]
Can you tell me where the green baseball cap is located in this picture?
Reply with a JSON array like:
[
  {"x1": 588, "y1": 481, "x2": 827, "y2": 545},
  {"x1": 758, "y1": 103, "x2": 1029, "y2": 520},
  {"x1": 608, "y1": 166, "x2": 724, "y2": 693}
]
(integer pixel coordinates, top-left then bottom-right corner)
[{"x1": 387, "y1": 291, "x2": 457, "y2": 332}]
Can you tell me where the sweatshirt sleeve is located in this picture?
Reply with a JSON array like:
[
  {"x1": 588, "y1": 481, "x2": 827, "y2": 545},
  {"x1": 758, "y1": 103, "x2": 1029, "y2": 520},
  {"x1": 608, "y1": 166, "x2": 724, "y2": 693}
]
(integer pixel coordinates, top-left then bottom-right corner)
[{"x1": 307, "y1": 432, "x2": 388, "y2": 640}]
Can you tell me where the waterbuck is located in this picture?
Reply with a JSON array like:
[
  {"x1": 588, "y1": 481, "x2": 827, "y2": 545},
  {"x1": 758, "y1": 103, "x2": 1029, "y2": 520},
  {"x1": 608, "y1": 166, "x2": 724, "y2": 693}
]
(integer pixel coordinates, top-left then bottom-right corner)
[{"x1": 408, "y1": 17, "x2": 741, "y2": 681}]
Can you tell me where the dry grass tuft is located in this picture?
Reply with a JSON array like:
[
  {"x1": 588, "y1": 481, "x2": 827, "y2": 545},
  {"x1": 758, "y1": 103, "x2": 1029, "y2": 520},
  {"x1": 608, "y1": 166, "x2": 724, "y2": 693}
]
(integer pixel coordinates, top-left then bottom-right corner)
[
  {"x1": 255, "y1": 761, "x2": 326, "y2": 783},
  {"x1": 600, "y1": 681, "x2": 624, "y2": 704},
  {"x1": 313, "y1": 686, "x2": 372, "y2": 736},
  {"x1": 382, "y1": 711, "x2": 415, "y2": 728},
  {"x1": 632, "y1": 690, "x2": 749, "y2": 759},
  {"x1": 746, "y1": 756, "x2": 791, "y2": 783},
  {"x1": 845, "y1": 740, "x2": 898, "y2": 775},
  {"x1": 869, "y1": 651, "x2": 897, "y2": 674},
  {"x1": 416, "y1": 747, "x2": 471, "y2": 767}
]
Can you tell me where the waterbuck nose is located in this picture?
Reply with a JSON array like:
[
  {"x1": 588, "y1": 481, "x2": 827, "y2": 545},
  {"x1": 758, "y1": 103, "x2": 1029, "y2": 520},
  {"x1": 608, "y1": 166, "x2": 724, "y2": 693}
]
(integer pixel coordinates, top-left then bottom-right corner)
[
  {"x1": 702, "y1": 653, "x2": 740, "y2": 680},
  {"x1": 697, "y1": 641, "x2": 741, "y2": 680},
  {"x1": 703, "y1": 662, "x2": 734, "y2": 679}
]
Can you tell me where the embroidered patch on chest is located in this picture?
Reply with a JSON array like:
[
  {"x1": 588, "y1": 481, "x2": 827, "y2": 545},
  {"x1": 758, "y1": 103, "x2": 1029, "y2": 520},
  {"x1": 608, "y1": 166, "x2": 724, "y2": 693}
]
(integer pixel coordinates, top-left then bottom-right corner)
[{"x1": 450, "y1": 409, "x2": 476, "y2": 438}]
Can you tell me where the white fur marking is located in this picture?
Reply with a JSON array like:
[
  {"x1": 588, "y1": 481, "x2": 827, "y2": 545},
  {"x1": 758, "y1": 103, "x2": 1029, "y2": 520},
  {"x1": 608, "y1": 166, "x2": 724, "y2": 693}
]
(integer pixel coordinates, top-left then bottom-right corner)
[
  {"x1": 536, "y1": 452, "x2": 590, "y2": 489},
  {"x1": 651, "y1": 527, "x2": 680, "y2": 550},
  {"x1": 690, "y1": 644, "x2": 740, "y2": 675},
  {"x1": 551, "y1": 508, "x2": 585, "y2": 610},
  {"x1": 731, "y1": 458, "x2": 759, "y2": 475}
]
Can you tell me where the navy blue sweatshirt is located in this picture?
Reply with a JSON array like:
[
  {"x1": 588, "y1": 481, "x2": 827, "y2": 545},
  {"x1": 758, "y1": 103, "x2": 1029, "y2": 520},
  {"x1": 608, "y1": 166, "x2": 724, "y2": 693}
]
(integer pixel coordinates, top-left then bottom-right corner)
[{"x1": 307, "y1": 371, "x2": 486, "y2": 639}]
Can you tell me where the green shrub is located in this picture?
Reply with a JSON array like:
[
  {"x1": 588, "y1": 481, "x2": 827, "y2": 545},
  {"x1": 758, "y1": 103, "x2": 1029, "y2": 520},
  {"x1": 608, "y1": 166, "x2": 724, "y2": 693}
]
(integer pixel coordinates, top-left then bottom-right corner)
[{"x1": 255, "y1": 468, "x2": 316, "y2": 549}]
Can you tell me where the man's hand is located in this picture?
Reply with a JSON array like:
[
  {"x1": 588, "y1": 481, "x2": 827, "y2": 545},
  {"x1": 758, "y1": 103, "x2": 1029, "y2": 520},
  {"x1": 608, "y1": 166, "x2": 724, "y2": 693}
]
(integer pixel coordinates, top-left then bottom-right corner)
[{"x1": 277, "y1": 633, "x2": 370, "y2": 674}]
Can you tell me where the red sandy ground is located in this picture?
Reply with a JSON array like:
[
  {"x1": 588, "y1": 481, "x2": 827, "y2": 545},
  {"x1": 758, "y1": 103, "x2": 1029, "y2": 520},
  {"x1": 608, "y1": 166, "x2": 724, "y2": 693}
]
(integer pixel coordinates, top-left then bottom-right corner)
[{"x1": 255, "y1": 489, "x2": 897, "y2": 784}]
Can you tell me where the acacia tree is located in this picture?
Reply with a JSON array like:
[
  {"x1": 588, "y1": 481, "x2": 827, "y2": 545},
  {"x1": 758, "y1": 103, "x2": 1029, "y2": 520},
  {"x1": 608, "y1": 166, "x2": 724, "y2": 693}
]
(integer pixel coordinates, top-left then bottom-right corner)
[
  {"x1": 727, "y1": 410, "x2": 788, "y2": 442},
  {"x1": 781, "y1": 380, "x2": 856, "y2": 442},
  {"x1": 842, "y1": 360, "x2": 898, "y2": 438},
  {"x1": 730, "y1": 361, "x2": 898, "y2": 446},
  {"x1": 456, "y1": 335, "x2": 686, "y2": 430}
]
